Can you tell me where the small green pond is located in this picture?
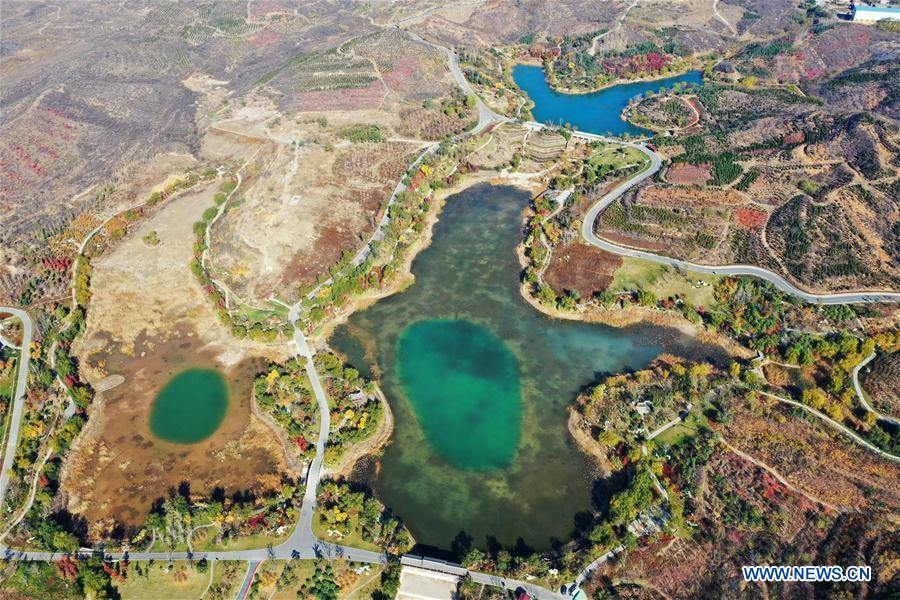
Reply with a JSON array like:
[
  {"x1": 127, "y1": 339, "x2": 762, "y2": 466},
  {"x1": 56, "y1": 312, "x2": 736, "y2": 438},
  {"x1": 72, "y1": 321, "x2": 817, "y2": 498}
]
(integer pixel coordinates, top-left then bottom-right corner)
[
  {"x1": 150, "y1": 368, "x2": 228, "y2": 444},
  {"x1": 397, "y1": 319, "x2": 521, "y2": 470}
]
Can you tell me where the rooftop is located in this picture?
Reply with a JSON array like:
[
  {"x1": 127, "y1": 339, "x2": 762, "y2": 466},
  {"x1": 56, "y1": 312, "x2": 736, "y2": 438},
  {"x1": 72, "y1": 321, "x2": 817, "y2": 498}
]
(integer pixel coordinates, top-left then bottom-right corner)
[{"x1": 853, "y1": 4, "x2": 900, "y2": 12}]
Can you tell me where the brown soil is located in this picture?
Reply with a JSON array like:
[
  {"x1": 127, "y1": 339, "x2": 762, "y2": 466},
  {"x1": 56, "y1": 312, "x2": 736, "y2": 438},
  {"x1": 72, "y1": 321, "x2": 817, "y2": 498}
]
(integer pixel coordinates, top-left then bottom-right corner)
[
  {"x1": 63, "y1": 183, "x2": 288, "y2": 535},
  {"x1": 665, "y1": 163, "x2": 711, "y2": 186},
  {"x1": 66, "y1": 328, "x2": 282, "y2": 533},
  {"x1": 544, "y1": 242, "x2": 622, "y2": 298},
  {"x1": 281, "y1": 225, "x2": 359, "y2": 289}
]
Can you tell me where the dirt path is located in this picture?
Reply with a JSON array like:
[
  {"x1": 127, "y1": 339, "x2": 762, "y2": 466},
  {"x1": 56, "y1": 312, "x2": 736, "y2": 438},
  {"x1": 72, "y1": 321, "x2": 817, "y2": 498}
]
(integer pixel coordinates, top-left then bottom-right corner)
[
  {"x1": 712, "y1": 0, "x2": 737, "y2": 35},
  {"x1": 589, "y1": 0, "x2": 637, "y2": 56},
  {"x1": 719, "y1": 438, "x2": 844, "y2": 512},
  {"x1": 200, "y1": 557, "x2": 216, "y2": 599}
]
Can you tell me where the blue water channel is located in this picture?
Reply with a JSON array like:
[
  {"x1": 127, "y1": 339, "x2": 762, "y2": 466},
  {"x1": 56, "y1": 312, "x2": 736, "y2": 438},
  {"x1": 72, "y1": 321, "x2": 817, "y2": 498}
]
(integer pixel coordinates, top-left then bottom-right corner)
[{"x1": 512, "y1": 64, "x2": 703, "y2": 136}]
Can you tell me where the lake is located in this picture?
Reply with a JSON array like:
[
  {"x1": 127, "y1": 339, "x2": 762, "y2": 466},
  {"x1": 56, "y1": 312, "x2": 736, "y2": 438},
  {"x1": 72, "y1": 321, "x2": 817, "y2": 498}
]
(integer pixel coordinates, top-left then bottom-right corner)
[
  {"x1": 512, "y1": 64, "x2": 703, "y2": 136},
  {"x1": 150, "y1": 368, "x2": 229, "y2": 444},
  {"x1": 330, "y1": 184, "x2": 724, "y2": 552}
]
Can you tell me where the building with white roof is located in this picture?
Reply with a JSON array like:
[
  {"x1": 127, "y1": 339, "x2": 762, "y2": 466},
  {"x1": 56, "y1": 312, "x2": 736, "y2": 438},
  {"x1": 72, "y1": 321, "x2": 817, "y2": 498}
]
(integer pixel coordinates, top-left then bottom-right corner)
[{"x1": 852, "y1": 3, "x2": 900, "y2": 21}]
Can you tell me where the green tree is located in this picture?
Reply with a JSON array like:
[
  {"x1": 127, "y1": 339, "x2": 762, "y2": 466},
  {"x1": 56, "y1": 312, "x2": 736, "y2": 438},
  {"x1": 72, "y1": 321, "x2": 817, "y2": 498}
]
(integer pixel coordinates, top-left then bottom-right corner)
[
  {"x1": 588, "y1": 522, "x2": 615, "y2": 548},
  {"x1": 461, "y1": 548, "x2": 486, "y2": 568},
  {"x1": 595, "y1": 290, "x2": 617, "y2": 308},
  {"x1": 52, "y1": 530, "x2": 79, "y2": 553},
  {"x1": 309, "y1": 564, "x2": 338, "y2": 600},
  {"x1": 636, "y1": 290, "x2": 657, "y2": 307}
]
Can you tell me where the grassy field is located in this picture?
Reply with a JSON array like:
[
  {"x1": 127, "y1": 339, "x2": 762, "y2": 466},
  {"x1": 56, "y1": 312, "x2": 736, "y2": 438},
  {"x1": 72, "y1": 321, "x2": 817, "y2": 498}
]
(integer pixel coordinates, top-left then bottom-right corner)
[
  {"x1": 653, "y1": 411, "x2": 708, "y2": 447},
  {"x1": 238, "y1": 300, "x2": 290, "y2": 325},
  {"x1": 115, "y1": 561, "x2": 214, "y2": 599},
  {"x1": 312, "y1": 512, "x2": 382, "y2": 553},
  {"x1": 192, "y1": 528, "x2": 293, "y2": 552},
  {"x1": 258, "y1": 559, "x2": 384, "y2": 600},
  {"x1": 589, "y1": 143, "x2": 649, "y2": 171},
  {"x1": 0, "y1": 371, "x2": 12, "y2": 398},
  {"x1": 610, "y1": 257, "x2": 719, "y2": 306}
]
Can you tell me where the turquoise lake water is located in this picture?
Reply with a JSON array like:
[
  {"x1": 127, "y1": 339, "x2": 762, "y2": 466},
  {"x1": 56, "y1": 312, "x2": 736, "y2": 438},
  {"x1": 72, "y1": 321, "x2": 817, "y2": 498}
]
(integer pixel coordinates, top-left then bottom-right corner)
[
  {"x1": 512, "y1": 64, "x2": 703, "y2": 135},
  {"x1": 397, "y1": 319, "x2": 522, "y2": 470},
  {"x1": 150, "y1": 368, "x2": 229, "y2": 444},
  {"x1": 331, "y1": 185, "x2": 725, "y2": 551}
]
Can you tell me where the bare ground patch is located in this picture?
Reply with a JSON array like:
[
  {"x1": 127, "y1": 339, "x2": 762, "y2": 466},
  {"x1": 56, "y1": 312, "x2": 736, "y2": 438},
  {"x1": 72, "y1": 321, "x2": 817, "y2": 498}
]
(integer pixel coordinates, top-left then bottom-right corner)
[
  {"x1": 64, "y1": 183, "x2": 288, "y2": 535},
  {"x1": 544, "y1": 242, "x2": 623, "y2": 297}
]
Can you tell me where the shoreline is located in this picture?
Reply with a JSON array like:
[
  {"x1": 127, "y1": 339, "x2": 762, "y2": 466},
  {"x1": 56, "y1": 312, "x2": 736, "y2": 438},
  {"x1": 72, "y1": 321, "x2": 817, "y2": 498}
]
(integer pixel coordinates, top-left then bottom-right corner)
[
  {"x1": 312, "y1": 170, "x2": 544, "y2": 473},
  {"x1": 513, "y1": 60, "x2": 701, "y2": 97},
  {"x1": 322, "y1": 165, "x2": 751, "y2": 479},
  {"x1": 311, "y1": 170, "x2": 543, "y2": 347},
  {"x1": 327, "y1": 384, "x2": 395, "y2": 478},
  {"x1": 567, "y1": 408, "x2": 613, "y2": 475},
  {"x1": 514, "y1": 241, "x2": 753, "y2": 359}
]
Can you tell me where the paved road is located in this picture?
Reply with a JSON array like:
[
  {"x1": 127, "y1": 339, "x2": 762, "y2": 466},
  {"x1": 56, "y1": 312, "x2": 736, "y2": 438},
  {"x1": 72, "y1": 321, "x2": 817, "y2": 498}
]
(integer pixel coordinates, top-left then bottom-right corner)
[
  {"x1": 646, "y1": 416, "x2": 682, "y2": 441},
  {"x1": 555, "y1": 122, "x2": 900, "y2": 305},
  {"x1": 575, "y1": 544, "x2": 624, "y2": 586},
  {"x1": 852, "y1": 353, "x2": 899, "y2": 426},
  {"x1": 0, "y1": 308, "x2": 32, "y2": 510},
  {"x1": 236, "y1": 560, "x2": 260, "y2": 600},
  {"x1": 403, "y1": 28, "x2": 506, "y2": 134}
]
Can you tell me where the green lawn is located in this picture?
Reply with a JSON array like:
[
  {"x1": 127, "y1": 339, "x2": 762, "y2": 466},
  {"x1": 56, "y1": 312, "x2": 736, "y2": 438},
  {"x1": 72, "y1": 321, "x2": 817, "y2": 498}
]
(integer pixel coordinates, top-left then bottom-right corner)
[
  {"x1": 590, "y1": 144, "x2": 649, "y2": 171},
  {"x1": 0, "y1": 371, "x2": 13, "y2": 398},
  {"x1": 611, "y1": 257, "x2": 719, "y2": 306},
  {"x1": 653, "y1": 411, "x2": 708, "y2": 446},
  {"x1": 265, "y1": 559, "x2": 383, "y2": 600},
  {"x1": 238, "y1": 301, "x2": 289, "y2": 325},
  {"x1": 312, "y1": 512, "x2": 382, "y2": 553},
  {"x1": 192, "y1": 528, "x2": 292, "y2": 552}
]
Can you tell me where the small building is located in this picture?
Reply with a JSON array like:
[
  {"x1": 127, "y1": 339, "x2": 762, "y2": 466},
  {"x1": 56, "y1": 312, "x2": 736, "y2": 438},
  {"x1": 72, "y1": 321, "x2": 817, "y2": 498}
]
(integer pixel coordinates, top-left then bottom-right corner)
[{"x1": 852, "y1": 3, "x2": 900, "y2": 21}]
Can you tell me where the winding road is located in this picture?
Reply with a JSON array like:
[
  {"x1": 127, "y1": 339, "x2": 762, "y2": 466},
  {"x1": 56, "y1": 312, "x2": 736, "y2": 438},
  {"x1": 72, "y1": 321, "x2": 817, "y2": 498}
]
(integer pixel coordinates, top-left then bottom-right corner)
[
  {"x1": 852, "y1": 353, "x2": 899, "y2": 426},
  {"x1": 0, "y1": 29, "x2": 897, "y2": 600},
  {"x1": 0, "y1": 308, "x2": 32, "y2": 510},
  {"x1": 563, "y1": 123, "x2": 900, "y2": 305}
]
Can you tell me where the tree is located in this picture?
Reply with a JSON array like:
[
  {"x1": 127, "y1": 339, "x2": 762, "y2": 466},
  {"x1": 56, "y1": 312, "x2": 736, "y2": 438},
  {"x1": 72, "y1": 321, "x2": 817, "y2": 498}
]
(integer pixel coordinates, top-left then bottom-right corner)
[
  {"x1": 495, "y1": 549, "x2": 513, "y2": 573},
  {"x1": 309, "y1": 563, "x2": 338, "y2": 600},
  {"x1": 559, "y1": 289, "x2": 580, "y2": 311},
  {"x1": 77, "y1": 558, "x2": 116, "y2": 599},
  {"x1": 595, "y1": 290, "x2": 617, "y2": 308},
  {"x1": 465, "y1": 94, "x2": 477, "y2": 109},
  {"x1": 608, "y1": 467, "x2": 655, "y2": 525},
  {"x1": 52, "y1": 530, "x2": 79, "y2": 553},
  {"x1": 537, "y1": 284, "x2": 557, "y2": 307},
  {"x1": 636, "y1": 290, "x2": 657, "y2": 307},
  {"x1": 462, "y1": 548, "x2": 486, "y2": 568},
  {"x1": 373, "y1": 562, "x2": 401, "y2": 600},
  {"x1": 801, "y1": 388, "x2": 827, "y2": 411},
  {"x1": 589, "y1": 522, "x2": 615, "y2": 548}
]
